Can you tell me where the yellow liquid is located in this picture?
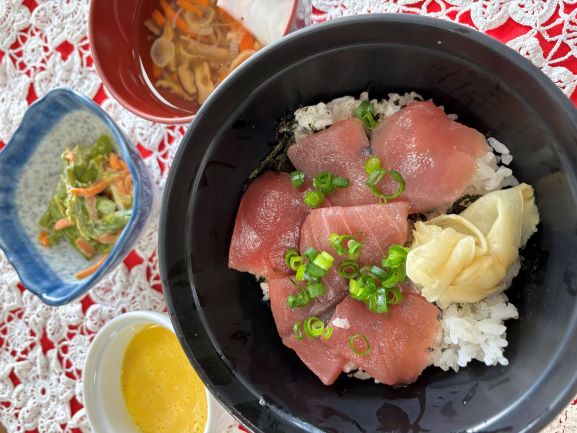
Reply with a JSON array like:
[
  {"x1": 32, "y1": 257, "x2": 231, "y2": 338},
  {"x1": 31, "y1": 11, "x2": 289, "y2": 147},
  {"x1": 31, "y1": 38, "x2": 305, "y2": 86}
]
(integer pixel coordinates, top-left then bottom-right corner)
[{"x1": 121, "y1": 325, "x2": 207, "y2": 433}]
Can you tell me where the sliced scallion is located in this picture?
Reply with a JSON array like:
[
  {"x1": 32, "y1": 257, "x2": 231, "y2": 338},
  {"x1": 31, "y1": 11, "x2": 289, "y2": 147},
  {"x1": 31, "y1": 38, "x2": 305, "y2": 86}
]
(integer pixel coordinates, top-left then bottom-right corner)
[
  {"x1": 332, "y1": 177, "x2": 350, "y2": 188},
  {"x1": 304, "y1": 316, "x2": 325, "y2": 338},
  {"x1": 313, "y1": 172, "x2": 336, "y2": 194},
  {"x1": 365, "y1": 157, "x2": 381, "y2": 175},
  {"x1": 338, "y1": 259, "x2": 360, "y2": 279},
  {"x1": 290, "y1": 170, "x2": 305, "y2": 188},
  {"x1": 348, "y1": 334, "x2": 371, "y2": 356},
  {"x1": 304, "y1": 190, "x2": 325, "y2": 208},
  {"x1": 284, "y1": 247, "x2": 299, "y2": 268},
  {"x1": 295, "y1": 263, "x2": 306, "y2": 281},
  {"x1": 312, "y1": 251, "x2": 334, "y2": 271},
  {"x1": 306, "y1": 281, "x2": 325, "y2": 298},
  {"x1": 322, "y1": 326, "x2": 334, "y2": 340},
  {"x1": 355, "y1": 101, "x2": 378, "y2": 129},
  {"x1": 293, "y1": 321, "x2": 303, "y2": 340}
]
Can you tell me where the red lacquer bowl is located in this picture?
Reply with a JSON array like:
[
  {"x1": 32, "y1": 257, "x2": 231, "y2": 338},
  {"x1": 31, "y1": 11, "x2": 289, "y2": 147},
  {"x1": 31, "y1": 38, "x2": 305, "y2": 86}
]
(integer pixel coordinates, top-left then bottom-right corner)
[{"x1": 88, "y1": 0, "x2": 301, "y2": 124}]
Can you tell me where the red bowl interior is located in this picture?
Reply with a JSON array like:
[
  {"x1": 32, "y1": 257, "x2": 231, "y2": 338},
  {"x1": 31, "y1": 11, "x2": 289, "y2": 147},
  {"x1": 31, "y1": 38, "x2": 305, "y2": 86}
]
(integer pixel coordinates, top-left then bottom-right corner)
[{"x1": 88, "y1": 0, "x2": 196, "y2": 124}]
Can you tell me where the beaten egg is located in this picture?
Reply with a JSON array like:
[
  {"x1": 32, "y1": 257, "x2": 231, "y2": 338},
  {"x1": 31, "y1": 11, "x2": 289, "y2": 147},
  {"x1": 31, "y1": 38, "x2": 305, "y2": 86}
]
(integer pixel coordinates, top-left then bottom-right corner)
[{"x1": 121, "y1": 325, "x2": 207, "y2": 433}]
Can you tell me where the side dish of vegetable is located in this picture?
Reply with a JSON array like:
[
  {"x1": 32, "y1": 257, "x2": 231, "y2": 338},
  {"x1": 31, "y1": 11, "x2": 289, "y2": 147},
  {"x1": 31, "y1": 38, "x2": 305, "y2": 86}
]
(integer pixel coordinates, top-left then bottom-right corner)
[{"x1": 38, "y1": 135, "x2": 133, "y2": 279}]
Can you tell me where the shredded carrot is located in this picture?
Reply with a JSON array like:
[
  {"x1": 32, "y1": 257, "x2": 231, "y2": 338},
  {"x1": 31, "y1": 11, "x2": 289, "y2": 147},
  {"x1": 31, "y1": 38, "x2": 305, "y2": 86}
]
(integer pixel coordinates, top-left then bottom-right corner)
[
  {"x1": 69, "y1": 180, "x2": 108, "y2": 197},
  {"x1": 160, "y1": 0, "x2": 198, "y2": 36},
  {"x1": 108, "y1": 152, "x2": 123, "y2": 171},
  {"x1": 124, "y1": 174, "x2": 134, "y2": 193},
  {"x1": 38, "y1": 231, "x2": 50, "y2": 247},
  {"x1": 176, "y1": 0, "x2": 202, "y2": 16},
  {"x1": 151, "y1": 9, "x2": 166, "y2": 27},
  {"x1": 98, "y1": 233, "x2": 119, "y2": 244},
  {"x1": 193, "y1": 0, "x2": 212, "y2": 6},
  {"x1": 75, "y1": 254, "x2": 107, "y2": 279},
  {"x1": 116, "y1": 177, "x2": 130, "y2": 195},
  {"x1": 240, "y1": 31, "x2": 255, "y2": 52},
  {"x1": 54, "y1": 218, "x2": 73, "y2": 231},
  {"x1": 75, "y1": 238, "x2": 95, "y2": 258}
]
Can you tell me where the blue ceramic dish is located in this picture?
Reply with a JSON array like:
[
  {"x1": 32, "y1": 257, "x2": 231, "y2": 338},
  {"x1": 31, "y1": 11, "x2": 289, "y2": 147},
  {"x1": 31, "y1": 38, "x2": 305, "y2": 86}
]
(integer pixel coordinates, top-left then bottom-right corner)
[{"x1": 0, "y1": 88, "x2": 155, "y2": 306}]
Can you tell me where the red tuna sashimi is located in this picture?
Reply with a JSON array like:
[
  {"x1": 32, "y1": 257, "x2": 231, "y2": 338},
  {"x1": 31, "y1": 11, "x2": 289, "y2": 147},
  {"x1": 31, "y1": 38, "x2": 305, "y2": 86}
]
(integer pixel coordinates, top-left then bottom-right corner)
[
  {"x1": 268, "y1": 277, "x2": 347, "y2": 337},
  {"x1": 371, "y1": 101, "x2": 488, "y2": 213},
  {"x1": 324, "y1": 294, "x2": 440, "y2": 386},
  {"x1": 287, "y1": 118, "x2": 375, "y2": 207},
  {"x1": 299, "y1": 202, "x2": 410, "y2": 266},
  {"x1": 283, "y1": 333, "x2": 348, "y2": 385},
  {"x1": 269, "y1": 277, "x2": 348, "y2": 385},
  {"x1": 229, "y1": 172, "x2": 309, "y2": 279}
]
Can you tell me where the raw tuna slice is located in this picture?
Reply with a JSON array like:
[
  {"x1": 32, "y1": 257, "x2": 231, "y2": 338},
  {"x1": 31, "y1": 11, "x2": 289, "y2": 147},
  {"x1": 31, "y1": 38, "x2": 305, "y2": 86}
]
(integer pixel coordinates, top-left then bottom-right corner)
[
  {"x1": 299, "y1": 202, "x2": 410, "y2": 266},
  {"x1": 269, "y1": 277, "x2": 348, "y2": 386},
  {"x1": 283, "y1": 333, "x2": 347, "y2": 385},
  {"x1": 288, "y1": 118, "x2": 375, "y2": 207},
  {"x1": 229, "y1": 172, "x2": 308, "y2": 279},
  {"x1": 324, "y1": 294, "x2": 440, "y2": 385},
  {"x1": 268, "y1": 277, "x2": 347, "y2": 337},
  {"x1": 371, "y1": 101, "x2": 488, "y2": 213}
]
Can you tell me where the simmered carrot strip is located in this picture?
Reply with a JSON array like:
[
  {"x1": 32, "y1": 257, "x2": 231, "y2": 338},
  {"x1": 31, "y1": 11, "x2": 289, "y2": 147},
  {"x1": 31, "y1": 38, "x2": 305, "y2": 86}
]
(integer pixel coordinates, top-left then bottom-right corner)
[
  {"x1": 116, "y1": 177, "x2": 130, "y2": 195},
  {"x1": 160, "y1": 0, "x2": 198, "y2": 36},
  {"x1": 151, "y1": 9, "x2": 165, "y2": 27},
  {"x1": 75, "y1": 238, "x2": 95, "y2": 258},
  {"x1": 240, "y1": 31, "x2": 255, "y2": 52},
  {"x1": 69, "y1": 180, "x2": 108, "y2": 197},
  {"x1": 108, "y1": 152, "x2": 123, "y2": 171},
  {"x1": 75, "y1": 254, "x2": 107, "y2": 279},
  {"x1": 54, "y1": 218, "x2": 73, "y2": 231},
  {"x1": 152, "y1": 64, "x2": 163, "y2": 79},
  {"x1": 176, "y1": 0, "x2": 202, "y2": 16},
  {"x1": 193, "y1": 0, "x2": 212, "y2": 6},
  {"x1": 38, "y1": 231, "x2": 50, "y2": 247}
]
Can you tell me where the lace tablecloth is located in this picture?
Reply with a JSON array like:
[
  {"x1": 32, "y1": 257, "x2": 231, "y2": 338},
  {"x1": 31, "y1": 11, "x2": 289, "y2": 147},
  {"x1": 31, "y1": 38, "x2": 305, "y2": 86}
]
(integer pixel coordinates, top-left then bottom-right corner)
[{"x1": 0, "y1": 1, "x2": 576, "y2": 432}]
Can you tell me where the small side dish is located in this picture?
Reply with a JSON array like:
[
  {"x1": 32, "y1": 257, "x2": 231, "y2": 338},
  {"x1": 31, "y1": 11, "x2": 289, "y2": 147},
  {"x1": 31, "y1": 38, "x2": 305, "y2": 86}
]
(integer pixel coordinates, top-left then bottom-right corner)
[
  {"x1": 38, "y1": 135, "x2": 133, "y2": 279},
  {"x1": 143, "y1": 0, "x2": 261, "y2": 108},
  {"x1": 228, "y1": 92, "x2": 539, "y2": 386}
]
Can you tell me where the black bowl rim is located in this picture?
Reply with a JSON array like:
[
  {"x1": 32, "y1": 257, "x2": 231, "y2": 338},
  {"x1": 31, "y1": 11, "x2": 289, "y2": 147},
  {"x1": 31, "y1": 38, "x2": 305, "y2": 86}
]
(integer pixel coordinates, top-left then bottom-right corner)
[{"x1": 159, "y1": 13, "x2": 577, "y2": 433}]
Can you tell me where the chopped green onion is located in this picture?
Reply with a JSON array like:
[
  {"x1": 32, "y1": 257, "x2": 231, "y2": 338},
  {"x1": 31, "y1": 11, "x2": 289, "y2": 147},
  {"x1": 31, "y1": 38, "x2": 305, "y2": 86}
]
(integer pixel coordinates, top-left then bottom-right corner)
[
  {"x1": 387, "y1": 286, "x2": 403, "y2": 305},
  {"x1": 304, "y1": 263, "x2": 327, "y2": 280},
  {"x1": 284, "y1": 247, "x2": 300, "y2": 268},
  {"x1": 322, "y1": 326, "x2": 334, "y2": 340},
  {"x1": 287, "y1": 287, "x2": 310, "y2": 309},
  {"x1": 313, "y1": 251, "x2": 334, "y2": 271},
  {"x1": 289, "y1": 255, "x2": 303, "y2": 271},
  {"x1": 365, "y1": 157, "x2": 381, "y2": 175},
  {"x1": 349, "y1": 278, "x2": 370, "y2": 300},
  {"x1": 313, "y1": 172, "x2": 336, "y2": 194},
  {"x1": 295, "y1": 264, "x2": 306, "y2": 281},
  {"x1": 347, "y1": 239, "x2": 362, "y2": 259},
  {"x1": 355, "y1": 101, "x2": 378, "y2": 129},
  {"x1": 303, "y1": 247, "x2": 318, "y2": 262},
  {"x1": 306, "y1": 281, "x2": 325, "y2": 298},
  {"x1": 332, "y1": 177, "x2": 350, "y2": 188},
  {"x1": 329, "y1": 233, "x2": 363, "y2": 259},
  {"x1": 367, "y1": 169, "x2": 405, "y2": 203},
  {"x1": 348, "y1": 334, "x2": 371, "y2": 356},
  {"x1": 290, "y1": 170, "x2": 305, "y2": 188},
  {"x1": 304, "y1": 316, "x2": 325, "y2": 338},
  {"x1": 366, "y1": 167, "x2": 386, "y2": 188},
  {"x1": 338, "y1": 260, "x2": 360, "y2": 279},
  {"x1": 304, "y1": 190, "x2": 325, "y2": 208},
  {"x1": 368, "y1": 265, "x2": 390, "y2": 281},
  {"x1": 380, "y1": 270, "x2": 398, "y2": 289},
  {"x1": 370, "y1": 288, "x2": 389, "y2": 314},
  {"x1": 293, "y1": 321, "x2": 303, "y2": 340},
  {"x1": 381, "y1": 245, "x2": 409, "y2": 268}
]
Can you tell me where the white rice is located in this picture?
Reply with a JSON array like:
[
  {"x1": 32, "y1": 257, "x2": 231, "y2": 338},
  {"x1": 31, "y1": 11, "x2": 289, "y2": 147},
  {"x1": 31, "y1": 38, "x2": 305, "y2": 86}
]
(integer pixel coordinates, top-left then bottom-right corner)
[{"x1": 260, "y1": 93, "x2": 526, "y2": 377}]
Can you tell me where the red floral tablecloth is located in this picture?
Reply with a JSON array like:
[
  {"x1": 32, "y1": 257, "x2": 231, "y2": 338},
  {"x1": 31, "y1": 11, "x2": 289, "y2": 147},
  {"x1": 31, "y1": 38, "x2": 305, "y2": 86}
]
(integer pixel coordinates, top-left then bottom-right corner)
[{"x1": 0, "y1": 1, "x2": 576, "y2": 432}]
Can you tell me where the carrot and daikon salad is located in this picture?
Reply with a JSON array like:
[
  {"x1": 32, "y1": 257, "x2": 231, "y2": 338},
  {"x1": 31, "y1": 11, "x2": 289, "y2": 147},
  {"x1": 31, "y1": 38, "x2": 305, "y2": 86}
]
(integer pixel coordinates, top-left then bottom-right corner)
[
  {"x1": 144, "y1": 0, "x2": 261, "y2": 107},
  {"x1": 38, "y1": 135, "x2": 133, "y2": 279}
]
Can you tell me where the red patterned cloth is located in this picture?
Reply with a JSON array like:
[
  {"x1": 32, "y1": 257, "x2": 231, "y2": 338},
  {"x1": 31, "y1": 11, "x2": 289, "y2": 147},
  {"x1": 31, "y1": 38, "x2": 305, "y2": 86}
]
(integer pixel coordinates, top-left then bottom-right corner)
[{"x1": 0, "y1": 1, "x2": 575, "y2": 432}]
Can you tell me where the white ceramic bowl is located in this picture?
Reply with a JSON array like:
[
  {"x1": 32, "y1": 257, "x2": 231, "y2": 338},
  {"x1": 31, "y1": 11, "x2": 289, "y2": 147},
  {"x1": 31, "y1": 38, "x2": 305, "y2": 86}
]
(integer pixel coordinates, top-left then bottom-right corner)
[{"x1": 83, "y1": 311, "x2": 236, "y2": 433}]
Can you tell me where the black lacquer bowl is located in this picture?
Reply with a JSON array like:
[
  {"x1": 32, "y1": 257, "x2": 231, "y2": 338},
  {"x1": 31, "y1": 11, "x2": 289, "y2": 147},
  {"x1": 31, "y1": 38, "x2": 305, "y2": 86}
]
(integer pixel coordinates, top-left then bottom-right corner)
[{"x1": 159, "y1": 15, "x2": 577, "y2": 433}]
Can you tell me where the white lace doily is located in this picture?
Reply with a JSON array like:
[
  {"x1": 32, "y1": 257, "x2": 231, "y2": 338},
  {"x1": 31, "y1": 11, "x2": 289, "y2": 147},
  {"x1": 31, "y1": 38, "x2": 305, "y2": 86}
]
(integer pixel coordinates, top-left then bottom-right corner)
[{"x1": 0, "y1": 1, "x2": 576, "y2": 432}]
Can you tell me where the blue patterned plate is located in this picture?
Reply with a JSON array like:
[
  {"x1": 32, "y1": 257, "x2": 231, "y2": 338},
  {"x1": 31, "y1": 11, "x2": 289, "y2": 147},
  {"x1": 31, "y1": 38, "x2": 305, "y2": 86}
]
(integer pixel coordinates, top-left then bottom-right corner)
[{"x1": 0, "y1": 88, "x2": 155, "y2": 306}]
